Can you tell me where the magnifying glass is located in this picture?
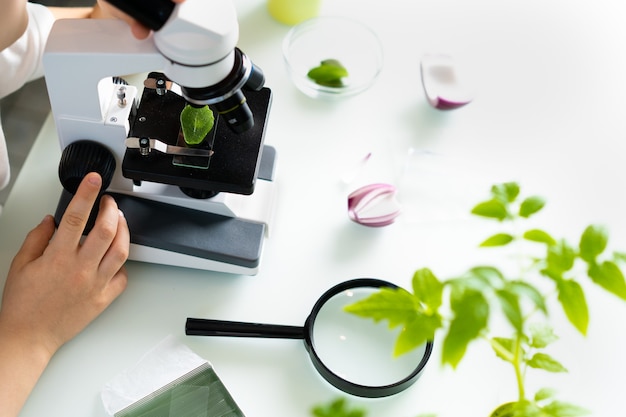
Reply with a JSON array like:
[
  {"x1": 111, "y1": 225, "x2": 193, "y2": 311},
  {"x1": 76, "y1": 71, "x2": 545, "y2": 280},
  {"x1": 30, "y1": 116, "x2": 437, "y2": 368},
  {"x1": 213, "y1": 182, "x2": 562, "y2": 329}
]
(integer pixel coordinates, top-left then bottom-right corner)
[{"x1": 185, "y1": 278, "x2": 434, "y2": 398}]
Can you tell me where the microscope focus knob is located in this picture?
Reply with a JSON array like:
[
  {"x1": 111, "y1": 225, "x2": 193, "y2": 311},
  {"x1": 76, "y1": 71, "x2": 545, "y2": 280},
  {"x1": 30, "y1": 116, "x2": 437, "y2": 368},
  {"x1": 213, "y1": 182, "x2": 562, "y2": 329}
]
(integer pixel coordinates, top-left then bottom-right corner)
[{"x1": 58, "y1": 140, "x2": 116, "y2": 194}]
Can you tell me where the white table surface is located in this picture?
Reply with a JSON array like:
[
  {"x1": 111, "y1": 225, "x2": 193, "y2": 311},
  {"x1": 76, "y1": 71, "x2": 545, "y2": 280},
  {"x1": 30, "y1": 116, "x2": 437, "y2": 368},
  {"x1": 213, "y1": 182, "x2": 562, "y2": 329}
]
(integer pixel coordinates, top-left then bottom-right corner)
[{"x1": 2, "y1": 0, "x2": 626, "y2": 415}]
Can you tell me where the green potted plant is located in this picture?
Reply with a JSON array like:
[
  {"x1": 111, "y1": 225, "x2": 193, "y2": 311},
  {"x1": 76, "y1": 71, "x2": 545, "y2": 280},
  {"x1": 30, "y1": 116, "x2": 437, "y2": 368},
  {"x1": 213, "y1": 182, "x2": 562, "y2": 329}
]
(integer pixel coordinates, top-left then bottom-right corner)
[{"x1": 329, "y1": 182, "x2": 626, "y2": 417}]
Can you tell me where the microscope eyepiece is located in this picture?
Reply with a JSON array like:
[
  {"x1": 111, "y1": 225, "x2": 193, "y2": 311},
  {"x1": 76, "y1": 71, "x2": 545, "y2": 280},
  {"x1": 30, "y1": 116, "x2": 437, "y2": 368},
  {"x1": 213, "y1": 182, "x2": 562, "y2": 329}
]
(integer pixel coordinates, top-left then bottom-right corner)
[
  {"x1": 105, "y1": 0, "x2": 175, "y2": 31},
  {"x1": 181, "y1": 49, "x2": 263, "y2": 134}
]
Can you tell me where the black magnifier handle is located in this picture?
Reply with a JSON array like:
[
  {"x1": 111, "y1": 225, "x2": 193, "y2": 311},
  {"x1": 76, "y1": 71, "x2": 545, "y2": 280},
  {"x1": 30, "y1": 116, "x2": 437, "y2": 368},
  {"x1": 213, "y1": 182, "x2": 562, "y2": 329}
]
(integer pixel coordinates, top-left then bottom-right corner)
[
  {"x1": 186, "y1": 318, "x2": 305, "y2": 339},
  {"x1": 105, "y1": 0, "x2": 176, "y2": 31}
]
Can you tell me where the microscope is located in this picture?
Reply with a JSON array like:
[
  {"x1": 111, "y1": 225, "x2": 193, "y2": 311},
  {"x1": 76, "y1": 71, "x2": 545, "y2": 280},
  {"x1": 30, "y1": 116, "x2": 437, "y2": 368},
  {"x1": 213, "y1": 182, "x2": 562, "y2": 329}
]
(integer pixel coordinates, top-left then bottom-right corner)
[{"x1": 43, "y1": 0, "x2": 276, "y2": 275}]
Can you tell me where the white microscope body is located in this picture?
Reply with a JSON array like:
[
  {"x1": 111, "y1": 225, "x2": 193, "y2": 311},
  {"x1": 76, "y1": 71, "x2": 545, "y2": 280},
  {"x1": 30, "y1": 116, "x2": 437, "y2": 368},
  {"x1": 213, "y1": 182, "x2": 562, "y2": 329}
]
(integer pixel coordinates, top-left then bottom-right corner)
[{"x1": 43, "y1": 0, "x2": 276, "y2": 275}]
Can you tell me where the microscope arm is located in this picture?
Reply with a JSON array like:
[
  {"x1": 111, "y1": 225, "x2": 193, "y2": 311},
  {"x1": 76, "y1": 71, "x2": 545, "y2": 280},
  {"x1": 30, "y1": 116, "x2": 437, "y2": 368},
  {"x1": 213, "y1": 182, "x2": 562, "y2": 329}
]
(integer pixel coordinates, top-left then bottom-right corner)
[{"x1": 44, "y1": 19, "x2": 163, "y2": 125}]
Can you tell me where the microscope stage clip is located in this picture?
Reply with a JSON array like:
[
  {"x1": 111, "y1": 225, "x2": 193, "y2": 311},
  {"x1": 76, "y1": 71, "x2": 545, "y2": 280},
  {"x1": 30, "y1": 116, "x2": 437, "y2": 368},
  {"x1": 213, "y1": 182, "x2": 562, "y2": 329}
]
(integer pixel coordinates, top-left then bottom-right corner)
[{"x1": 125, "y1": 137, "x2": 214, "y2": 158}]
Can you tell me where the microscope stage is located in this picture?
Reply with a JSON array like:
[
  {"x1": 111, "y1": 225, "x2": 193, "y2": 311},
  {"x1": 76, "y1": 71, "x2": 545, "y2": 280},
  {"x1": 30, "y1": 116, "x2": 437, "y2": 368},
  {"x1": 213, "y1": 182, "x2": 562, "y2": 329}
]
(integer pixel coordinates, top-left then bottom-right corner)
[{"x1": 123, "y1": 83, "x2": 272, "y2": 195}]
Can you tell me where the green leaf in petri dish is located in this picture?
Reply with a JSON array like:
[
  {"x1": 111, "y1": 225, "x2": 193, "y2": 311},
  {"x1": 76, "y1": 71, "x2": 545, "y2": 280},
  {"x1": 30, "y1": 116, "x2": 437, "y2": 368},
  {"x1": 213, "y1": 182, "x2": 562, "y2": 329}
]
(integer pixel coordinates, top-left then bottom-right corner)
[{"x1": 307, "y1": 59, "x2": 349, "y2": 87}]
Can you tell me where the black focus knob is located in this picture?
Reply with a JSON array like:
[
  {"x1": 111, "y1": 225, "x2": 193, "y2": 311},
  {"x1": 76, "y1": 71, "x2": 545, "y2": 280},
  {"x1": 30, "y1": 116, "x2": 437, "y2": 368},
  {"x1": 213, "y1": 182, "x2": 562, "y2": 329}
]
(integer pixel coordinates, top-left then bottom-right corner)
[{"x1": 58, "y1": 140, "x2": 116, "y2": 194}]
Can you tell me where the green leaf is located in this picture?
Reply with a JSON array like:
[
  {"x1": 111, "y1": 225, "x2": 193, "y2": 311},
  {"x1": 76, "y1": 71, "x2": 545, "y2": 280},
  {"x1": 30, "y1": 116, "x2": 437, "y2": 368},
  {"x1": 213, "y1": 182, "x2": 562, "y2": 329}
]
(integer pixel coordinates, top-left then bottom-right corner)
[
  {"x1": 556, "y1": 280, "x2": 589, "y2": 335},
  {"x1": 464, "y1": 266, "x2": 505, "y2": 287},
  {"x1": 480, "y1": 233, "x2": 514, "y2": 247},
  {"x1": 491, "y1": 182, "x2": 520, "y2": 203},
  {"x1": 490, "y1": 400, "x2": 542, "y2": 417},
  {"x1": 442, "y1": 288, "x2": 489, "y2": 368},
  {"x1": 471, "y1": 199, "x2": 509, "y2": 221},
  {"x1": 394, "y1": 313, "x2": 441, "y2": 356},
  {"x1": 588, "y1": 260, "x2": 626, "y2": 300},
  {"x1": 541, "y1": 400, "x2": 589, "y2": 417},
  {"x1": 412, "y1": 268, "x2": 444, "y2": 311},
  {"x1": 489, "y1": 402, "x2": 517, "y2": 417},
  {"x1": 490, "y1": 337, "x2": 515, "y2": 362},
  {"x1": 527, "y1": 352, "x2": 568, "y2": 373},
  {"x1": 523, "y1": 229, "x2": 556, "y2": 246},
  {"x1": 448, "y1": 266, "x2": 503, "y2": 294},
  {"x1": 307, "y1": 59, "x2": 349, "y2": 87},
  {"x1": 579, "y1": 225, "x2": 608, "y2": 263},
  {"x1": 508, "y1": 281, "x2": 548, "y2": 315},
  {"x1": 311, "y1": 398, "x2": 366, "y2": 417},
  {"x1": 180, "y1": 104, "x2": 215, "y2": 145},
  {"x1": 528, "y1": 323, "x2": 558, "y2": 348},
  {"x1": 614, "y1": 251, "x2": 626, "y2": 262},
  {"x1": 519, "y1": 196, "x2": 546, "y2": 218},
  {"x1": 534, "y1": 387, "x2": 557, "y2": 402},
  {"x1": 496, "y1": 288, "x2": 524, "y2": 331},
  {"x1": 546, "y1": 240, "x2": 576, "y2": 275},
  {"x1": 343, "y1": 287, "x2": 417, "y2": 328}
]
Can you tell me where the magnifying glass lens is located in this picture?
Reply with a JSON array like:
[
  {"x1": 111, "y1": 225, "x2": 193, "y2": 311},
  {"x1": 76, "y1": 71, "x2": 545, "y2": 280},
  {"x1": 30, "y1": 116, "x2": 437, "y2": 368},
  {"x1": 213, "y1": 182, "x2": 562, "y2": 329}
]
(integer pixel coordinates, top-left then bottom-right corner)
[{"x1": 311, "y1": 287, "x2": 428, "y2": 387}]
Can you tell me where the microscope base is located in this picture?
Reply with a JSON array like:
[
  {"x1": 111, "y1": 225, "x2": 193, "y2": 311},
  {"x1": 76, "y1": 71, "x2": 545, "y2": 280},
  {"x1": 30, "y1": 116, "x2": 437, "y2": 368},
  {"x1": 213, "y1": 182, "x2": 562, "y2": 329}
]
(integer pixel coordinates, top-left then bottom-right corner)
[
  {"x1": 55, "y1": 190, "x2": 266, "y2": 275},
  {"x1": 54, "y1": 145, "x2": 278, "y2": 276}
]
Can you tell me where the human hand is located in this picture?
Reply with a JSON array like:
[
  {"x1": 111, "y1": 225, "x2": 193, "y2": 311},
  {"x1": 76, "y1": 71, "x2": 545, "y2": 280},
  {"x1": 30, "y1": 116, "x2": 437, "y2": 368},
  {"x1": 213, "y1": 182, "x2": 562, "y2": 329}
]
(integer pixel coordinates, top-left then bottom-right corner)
[
  {"x1": 0, "y1": 172, "x2": 129, "y2": 358},
  {"x1": 94, "y1": 0, "x2": 186, "y2": 39}
]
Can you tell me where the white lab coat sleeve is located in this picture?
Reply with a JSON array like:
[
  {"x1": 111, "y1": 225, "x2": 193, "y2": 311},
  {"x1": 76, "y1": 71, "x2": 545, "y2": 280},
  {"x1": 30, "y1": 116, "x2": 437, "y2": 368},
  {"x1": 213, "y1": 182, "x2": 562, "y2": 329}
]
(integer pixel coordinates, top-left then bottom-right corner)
[{"x1": 0, "y1": 2, "x2": 55, "y2": 191}]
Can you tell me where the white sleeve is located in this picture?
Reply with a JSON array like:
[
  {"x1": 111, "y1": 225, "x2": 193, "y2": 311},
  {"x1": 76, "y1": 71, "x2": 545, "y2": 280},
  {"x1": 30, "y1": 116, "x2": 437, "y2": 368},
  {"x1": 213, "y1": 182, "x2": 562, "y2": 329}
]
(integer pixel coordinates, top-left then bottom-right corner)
[
  {"x1": 0, "y1": 2, "x2": 55, "y2": 99},
  {"x1": 0, "y1": 3, "x2": 55, "y2": 191}
]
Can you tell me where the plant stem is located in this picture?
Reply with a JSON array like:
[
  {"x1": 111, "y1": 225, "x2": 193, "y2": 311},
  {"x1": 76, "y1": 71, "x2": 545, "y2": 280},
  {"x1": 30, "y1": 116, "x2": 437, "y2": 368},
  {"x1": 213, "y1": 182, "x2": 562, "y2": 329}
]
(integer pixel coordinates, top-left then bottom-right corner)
[{"x1": 513, "y1": 334, "x2": 525, "y2": 401}]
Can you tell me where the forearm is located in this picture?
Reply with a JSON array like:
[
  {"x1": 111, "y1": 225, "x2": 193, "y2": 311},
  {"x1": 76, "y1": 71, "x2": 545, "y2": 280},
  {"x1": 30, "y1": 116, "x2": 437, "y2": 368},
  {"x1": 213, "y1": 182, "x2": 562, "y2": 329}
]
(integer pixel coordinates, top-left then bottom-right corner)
[
  {"x1": 0, "y1": 1, "x2": 101, "y2": 52},
  {"x1": 48, "y1": 6, "x2": 96, "y2": 20},
  {"x1": 0, "y1": 319, "x2": 53, "y2": 417},
  {"x1": 0, "y1": 0, "x2": 29, "y2": 51}
]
